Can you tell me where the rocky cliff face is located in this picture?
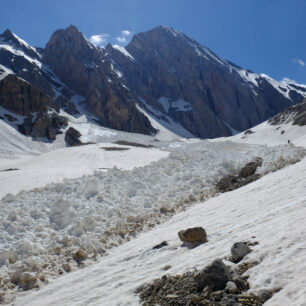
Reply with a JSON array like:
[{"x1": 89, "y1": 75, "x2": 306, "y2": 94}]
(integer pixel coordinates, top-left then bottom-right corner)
[
  {"x1": 43, "y1": 25, "x2": 155, "y2": 135},
  {"x1": 0, "y1": 25, "x2": 306, "y2": 141},
  {"x1": 0, "y1": 75, "x2": 67, "y2": 140},
  {"x1": 121, "y1": 26, "x2": 304, "y2": 138}
]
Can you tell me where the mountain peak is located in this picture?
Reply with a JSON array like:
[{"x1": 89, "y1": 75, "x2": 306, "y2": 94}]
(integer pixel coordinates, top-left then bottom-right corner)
[
  {"x1": 1, "y1": 29, "x2": 18, "y2": 42},
  {"x1": 64, "y1": 25, "x2": 80, "y2": 35},
  {"x1": 154, "y1": 25, "x2": 182, "y2": 36},
  {"x1": 2, "y1": 29, "x2": 14, "y2": 37}
]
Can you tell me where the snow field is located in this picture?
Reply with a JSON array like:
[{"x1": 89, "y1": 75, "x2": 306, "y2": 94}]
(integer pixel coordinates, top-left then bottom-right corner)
[
  {"x1": 0, "y1": 140, "x2": 304, "y2": 303},
  {"x1": 0, "y1": 143, "x2": 169, "y2": 199},
  {"x1": 10, "y1": 145, "x2": 306, "y2": 306}
]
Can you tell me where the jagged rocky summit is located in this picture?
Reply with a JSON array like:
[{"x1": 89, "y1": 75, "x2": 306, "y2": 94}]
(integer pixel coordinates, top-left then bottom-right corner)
[{"x1": 0, "y1": 25, "x2": 306, "y2": 141}]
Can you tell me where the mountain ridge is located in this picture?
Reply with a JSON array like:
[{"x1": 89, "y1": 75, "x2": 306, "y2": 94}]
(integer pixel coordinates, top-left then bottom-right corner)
[{"x1": 0, "y1": 25, "x2": 306, "y2": 141}]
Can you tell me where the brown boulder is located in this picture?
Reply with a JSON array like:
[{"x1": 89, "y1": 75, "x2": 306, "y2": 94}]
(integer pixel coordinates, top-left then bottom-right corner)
[
  {"x1": 73, "y1": 249, "x2": 88, "y2": 262},
  {"x1": 11, "y1": 271, "x2": 37, "y2": 291},
  {"x1": 178, "y1": 227, "x2": 207, "y2": 244},
  {"x1": 239, "y1": 162, "x2": 258, "y2": 178}
]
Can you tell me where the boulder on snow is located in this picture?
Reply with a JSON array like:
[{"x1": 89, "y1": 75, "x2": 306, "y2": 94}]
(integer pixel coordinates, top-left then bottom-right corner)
[
  {"x1": 216, "y1": 175, "x2": 238, "y2": 192},
  {"x1": 73, "y1": 249, "x2": 88, "y2": 263},
  {"x1": 239, "y1": 158, "x2": 262, "y2": 178},
  {"x1": 62, "y1": 263, "x2": 72, "y2": 273},
  {"x1": 10, "y1": 271, "x2": 37, "y2": 290},
  {"x1": 153, "y1": 241, "x2": 168, "y2": 250},
  {"x1": 231, "y1": 242, "x2": 252, "y2": 263},
  {"x1": 239, "y1": 162, "x2": 258, "y2": 178},
  {"x1": 194, "y1": 259, "x2": 232, "y2": 291},
  {"x1": 178, "y1": 227, "x2": 207, "y2": 245},
  {"x1": 65, "y1": 127, "x2": 82, "y2": 146}
]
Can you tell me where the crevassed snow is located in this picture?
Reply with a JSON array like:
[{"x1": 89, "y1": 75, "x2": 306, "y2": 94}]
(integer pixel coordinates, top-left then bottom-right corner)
[
  {"x1": 112, "y1": 44, "x2": 135, "y2": 61},
  {"x1": 10, "y1": 144, "x2": 306, "y2": 306}
]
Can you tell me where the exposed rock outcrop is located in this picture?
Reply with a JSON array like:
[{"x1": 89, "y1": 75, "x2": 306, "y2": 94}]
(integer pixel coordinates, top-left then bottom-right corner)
[
  {"x1": 43, "y1": 25, "x2": 156, "y2": 135},
  {"x1": 0, "y1": 75, "x2": 67, "y2": 140},
  {"x1": 268, "y1": 98, "x2": 306, "y2": 126}
]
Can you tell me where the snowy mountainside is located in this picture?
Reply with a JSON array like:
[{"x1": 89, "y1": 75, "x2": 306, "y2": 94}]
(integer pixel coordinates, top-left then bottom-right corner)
[
  {"x1": 220, "y1": 99, "x2": 306, "y2": 147},
  {"x1": 1, "y1": 25, "x2": 306, "y2": 142}
]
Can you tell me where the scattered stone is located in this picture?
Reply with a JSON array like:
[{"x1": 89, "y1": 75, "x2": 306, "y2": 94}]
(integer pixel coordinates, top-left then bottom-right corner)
[
  {"x1": 113, "y1": 140, "x2": 154, "y2": 148},
  {"x1": 244, "y1": 129, "x2": 254, "y2": 135},
  {"x1": 203, "y1": 285, "x2": 211, "y2": 299},
  {"x1": 237, "y1": 294, "x2": 261, "y2": 305},
  {"x1": 62, "y1": 263, "x2": 72, "y2": 273},
  {"x1": 194, "y1": 259, "x2": 232, "y2": 291},
  {"x1": 259, "y1": 290, "x2": 272, "y2": 302},
  {"x1": 232, "y1": 274, "x2": 249, "y2": 291},
  {"x1": 0, "y1": 168, "x2": 19, "y2": 172},
  {"x1": 160, "y1": 206, "x2": 174, "y2": 214},
  {"x1": 178, "y1": 227, "x2": 207, "y2": 245},
  {"x1": 10, "y1": 271, "x2": 37, "y2": 291},
  {"x1": 0, "y1": 292, "x2": 5, "y2": 303},
  {"x1": 165, "y1": 294, "x2": 179, "y2": 299},
  {"x1": 101, "y1": 147, "x2": 129, "y2": 151},
  {"x1": 226, "y1": 281, "x2": 238, "y2": 294},
  {"x1": 53, "y1": 246, "x2": 61, "y2": 255},
  {"x1": 163, "y1": 265, "x2": 172, "y2": 271},
  {"x1": 239, "y1": 162, "x2": 258, "y2": 178},
  {"x1": 73, "y1": 249, "x2": 88, "y2": 263},
  {"x1": 248, "y1": 241, "x2": 259, "y2": 247},
  {"x1": 231, "y1": 242, "x2": 252, "y2": 263},
  {"x1": 153, "y1": 241, "x2": 168, "y2": 250},
  {"x1": 188, "y1": 293, "x2": 202, "y2": 303}
]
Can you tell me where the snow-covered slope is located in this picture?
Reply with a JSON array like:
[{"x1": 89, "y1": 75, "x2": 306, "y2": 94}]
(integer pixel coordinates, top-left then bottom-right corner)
[
  {"x1": 217, "y1": 100, "x2": 306, "y2": 147},
  {"x1": 0, "y1": 134, "x2": 304, "y2": 304},
  {"x1": 0, "y1": 143, "x2": 169, "y2": 199},
  {"x1": 10, "y1": 144, "x2": 306, "y2": 306}
]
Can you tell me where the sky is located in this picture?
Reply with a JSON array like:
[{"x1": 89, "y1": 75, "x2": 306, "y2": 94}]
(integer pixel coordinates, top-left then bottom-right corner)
[{"x1": 1, "y1": 0, "x2": 305, "y2": 84}]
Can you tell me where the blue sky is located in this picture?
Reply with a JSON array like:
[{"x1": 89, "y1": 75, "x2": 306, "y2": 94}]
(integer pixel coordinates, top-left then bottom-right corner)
[{"x1": 1, "y1": 0, "x2": 305, "y2": 83}]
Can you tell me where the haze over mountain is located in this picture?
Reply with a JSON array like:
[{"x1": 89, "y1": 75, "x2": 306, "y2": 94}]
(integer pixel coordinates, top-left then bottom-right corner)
[{"x1": 0, "y1": 25, "x2": 306, "y2": 141}]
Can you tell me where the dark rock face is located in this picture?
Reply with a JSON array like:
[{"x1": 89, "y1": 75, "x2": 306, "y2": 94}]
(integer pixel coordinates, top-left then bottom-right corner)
[
  {"x1": 194, "y1": 259, "x2": 232, "y2": 291},
  {"x1": 65, "y1": 127, "x2": 82, "y2": 146},
  {"x1": 43, "y1": 25, "x2": 156, "y2": 135},
  {"x1": 0, "y1": 75, "x2": 67, "y2": 140},
  {"x1": 120, "y1": 26, "x2": 303, "y2": 138}
]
